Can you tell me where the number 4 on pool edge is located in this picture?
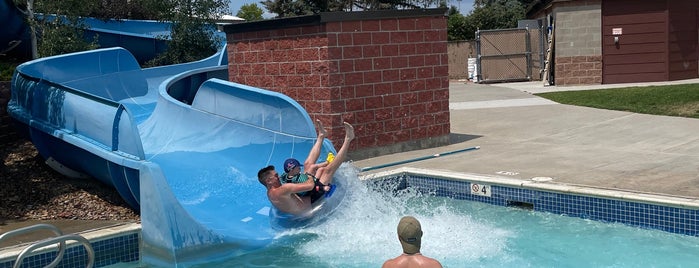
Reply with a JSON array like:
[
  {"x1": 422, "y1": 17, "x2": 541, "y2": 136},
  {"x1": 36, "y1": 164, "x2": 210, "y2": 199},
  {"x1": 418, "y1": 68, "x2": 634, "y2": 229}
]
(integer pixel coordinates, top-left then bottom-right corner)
[{"x1": 471, "y1": 183, "x2": 492, "y2": 197}]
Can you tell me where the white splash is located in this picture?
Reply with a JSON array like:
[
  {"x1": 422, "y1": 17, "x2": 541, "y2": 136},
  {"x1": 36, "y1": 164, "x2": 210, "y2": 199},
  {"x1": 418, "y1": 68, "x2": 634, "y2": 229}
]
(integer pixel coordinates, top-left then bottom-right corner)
[{"x1": 293, "y1": 163, "x2": 512, "y2": 267}]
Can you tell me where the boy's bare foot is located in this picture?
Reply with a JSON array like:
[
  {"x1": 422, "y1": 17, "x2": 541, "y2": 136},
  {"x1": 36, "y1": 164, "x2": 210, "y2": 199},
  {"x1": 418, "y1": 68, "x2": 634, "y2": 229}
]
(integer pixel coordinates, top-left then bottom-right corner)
[
  {"x1": 316, "y1": 119, "x2": 327, "y2": 138},
  {"x1": 343, "y1": 122, "x2": 355, "y2": 141}
]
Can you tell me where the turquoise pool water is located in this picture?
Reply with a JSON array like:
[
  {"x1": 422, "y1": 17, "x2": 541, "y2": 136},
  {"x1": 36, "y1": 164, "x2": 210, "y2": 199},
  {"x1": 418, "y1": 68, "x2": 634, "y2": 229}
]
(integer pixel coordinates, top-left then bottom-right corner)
[{"x1": 185, "y1": 172, "x2": 699, "y2": 268}]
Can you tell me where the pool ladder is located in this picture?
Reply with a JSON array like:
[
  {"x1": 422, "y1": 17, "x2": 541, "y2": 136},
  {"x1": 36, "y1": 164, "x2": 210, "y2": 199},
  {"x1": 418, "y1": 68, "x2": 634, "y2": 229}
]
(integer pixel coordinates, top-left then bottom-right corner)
[{"x1": 0, "y1": 223, "x2": 95, "y2": 268}]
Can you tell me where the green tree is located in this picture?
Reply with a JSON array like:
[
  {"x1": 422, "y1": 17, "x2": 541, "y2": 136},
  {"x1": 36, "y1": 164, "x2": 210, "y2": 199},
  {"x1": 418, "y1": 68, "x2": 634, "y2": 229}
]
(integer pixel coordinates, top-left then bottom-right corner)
[
  {"x1": 143, "y1": 0, "x2": 229, "y2": 66},
  {"x1": 35, "y1": 19, "x2": 100, "y2": 57},
  {"x1": 14, "y1": 0, "x2": 99, "y2": 58},
  {"x1": 262, "y1": 0, "x2": 318, "y2": 17},
  {"x1": 352, "y1": 0, "x2": 419, "y2": 10},
  {"x1": 261, "y1": 0, "x2": 427, "y2": 17},
  {"x1": 467, "y1": 0, "x2": 524, "y2": 32},
  {"x1": 475, "y1": 0, "x2": 536, "y2": 9},
  {"x1": 237, "y1": 3, "x2": 264, "y2": 21},
  {"x1": 447, "y1": 6, "x2": 469, "y2": 41},
  {"x1": 448, "y1": 0, "x2": 526, "y2": 41},
  {"x1": 86, "y1": 0, "x2": 161, "y2": 20}
]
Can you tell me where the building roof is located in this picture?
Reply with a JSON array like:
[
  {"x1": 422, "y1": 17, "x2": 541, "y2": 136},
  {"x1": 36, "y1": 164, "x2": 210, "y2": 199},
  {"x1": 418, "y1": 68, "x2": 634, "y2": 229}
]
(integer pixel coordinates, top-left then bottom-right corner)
[
  {"x1": 526, "y1": 0, "x2": 555, "y2": 18},
  {"x1": 218, "y1": 14, "x2": 245, "y2": 23}
]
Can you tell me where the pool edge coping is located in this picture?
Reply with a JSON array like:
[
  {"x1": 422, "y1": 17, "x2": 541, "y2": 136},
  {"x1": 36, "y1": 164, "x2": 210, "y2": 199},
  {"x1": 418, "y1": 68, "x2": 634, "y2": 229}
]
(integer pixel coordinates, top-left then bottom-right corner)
[{"x1": 359, "y1": 167, "x2": 699, "y2": 209}]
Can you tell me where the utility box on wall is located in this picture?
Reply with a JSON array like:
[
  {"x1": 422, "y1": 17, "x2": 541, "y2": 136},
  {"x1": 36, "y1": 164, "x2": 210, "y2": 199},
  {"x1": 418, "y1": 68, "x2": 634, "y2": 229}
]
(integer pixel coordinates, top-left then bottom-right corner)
[{"x1": 223, "y1": 9, "x2": 451, "y2": 159}]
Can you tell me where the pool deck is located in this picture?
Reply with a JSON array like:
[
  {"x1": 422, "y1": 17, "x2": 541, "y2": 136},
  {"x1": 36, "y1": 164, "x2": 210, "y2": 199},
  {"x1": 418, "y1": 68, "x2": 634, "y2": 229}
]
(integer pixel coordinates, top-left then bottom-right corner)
[
  {"x1": 356, "y1": 79, "x2": 699, "y2": 201},
  {"x1": 3, "y1": 78, "x2": 699, "y2": 251}
]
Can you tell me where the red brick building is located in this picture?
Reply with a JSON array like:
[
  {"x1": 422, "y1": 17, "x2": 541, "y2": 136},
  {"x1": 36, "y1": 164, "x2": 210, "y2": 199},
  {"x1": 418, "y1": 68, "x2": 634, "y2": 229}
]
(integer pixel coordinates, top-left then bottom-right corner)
[{"x1": 223, "y1": 9, "x2": 450, "y2": 158}]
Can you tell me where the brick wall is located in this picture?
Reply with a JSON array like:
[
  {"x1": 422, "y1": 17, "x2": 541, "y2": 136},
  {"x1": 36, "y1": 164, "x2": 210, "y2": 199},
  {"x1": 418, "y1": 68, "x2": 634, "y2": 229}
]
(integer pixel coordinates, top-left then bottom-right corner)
[
  {"x1": 226, "y1": 9, "x2": 450, "y2": 158},
  {"x1": 555, "y1": 55, "x2": 602, "y2": 85},
  {"x1": 553, "y1": 0, "x2": 602, "y2": 85}
]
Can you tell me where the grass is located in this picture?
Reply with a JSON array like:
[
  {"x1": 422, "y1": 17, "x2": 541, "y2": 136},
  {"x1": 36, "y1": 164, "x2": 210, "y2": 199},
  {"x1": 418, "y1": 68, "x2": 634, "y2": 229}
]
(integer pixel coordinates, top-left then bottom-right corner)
[{"x1": 536, "y1": 83, "x2": 699, "y2": 119}]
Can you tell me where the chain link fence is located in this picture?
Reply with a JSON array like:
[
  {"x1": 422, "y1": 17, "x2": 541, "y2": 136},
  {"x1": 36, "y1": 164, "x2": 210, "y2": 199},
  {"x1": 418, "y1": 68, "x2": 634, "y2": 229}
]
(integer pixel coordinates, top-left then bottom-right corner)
[{"x1": 476, "y1": 24, "x2": 545, "y2": 83}]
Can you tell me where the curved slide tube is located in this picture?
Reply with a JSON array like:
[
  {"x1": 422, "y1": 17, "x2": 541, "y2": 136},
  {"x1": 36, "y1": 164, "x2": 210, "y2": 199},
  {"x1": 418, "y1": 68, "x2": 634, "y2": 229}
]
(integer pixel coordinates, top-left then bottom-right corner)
[{"x1": 8, "y1": 47, "x2": 344, "y2": 266}]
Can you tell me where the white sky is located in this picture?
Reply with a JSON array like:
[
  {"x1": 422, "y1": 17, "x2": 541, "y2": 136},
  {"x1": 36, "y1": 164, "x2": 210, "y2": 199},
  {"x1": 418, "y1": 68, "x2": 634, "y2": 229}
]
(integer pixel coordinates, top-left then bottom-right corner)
[{"x1": 228, "y1": 0, "x2": 475, "y2": 19}]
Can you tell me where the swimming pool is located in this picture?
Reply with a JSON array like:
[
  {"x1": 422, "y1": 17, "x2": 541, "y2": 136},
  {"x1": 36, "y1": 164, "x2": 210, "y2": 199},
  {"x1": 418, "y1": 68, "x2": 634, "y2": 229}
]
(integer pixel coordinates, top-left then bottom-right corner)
[
  {"x1": 190, "y1": 199, "x2": 699, "y2": 267},
  {"x1": 4, "y1": 166, "x2": 699, "y2": 267},
  {"x1": 181, "y1": 167, "x2": 699, "y2": 267}
]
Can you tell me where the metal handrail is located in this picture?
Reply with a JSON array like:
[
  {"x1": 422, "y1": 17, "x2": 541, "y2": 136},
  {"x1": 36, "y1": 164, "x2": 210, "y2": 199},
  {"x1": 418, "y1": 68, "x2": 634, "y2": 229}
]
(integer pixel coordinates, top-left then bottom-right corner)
[
  {"x1": 13, "y1": 234, "x2": 95, "y2": 268},
  {"x1": 0, "y1": 224, "x2": 66, "y2": 268}
]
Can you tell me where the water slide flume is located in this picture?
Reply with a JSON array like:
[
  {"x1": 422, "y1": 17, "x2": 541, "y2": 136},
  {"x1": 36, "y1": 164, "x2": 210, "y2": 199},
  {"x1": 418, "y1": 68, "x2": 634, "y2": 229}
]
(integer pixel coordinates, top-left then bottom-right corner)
[{"x1": 8, "y1": 43, "x2": 345, "y2": 267}]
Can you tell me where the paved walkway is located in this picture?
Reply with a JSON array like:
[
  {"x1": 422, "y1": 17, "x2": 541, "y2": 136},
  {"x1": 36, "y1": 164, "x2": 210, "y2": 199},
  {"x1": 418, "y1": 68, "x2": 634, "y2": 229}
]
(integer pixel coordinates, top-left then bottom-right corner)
[{"x1": 355, "y1": 80, "x2": 699, "y2": 199}]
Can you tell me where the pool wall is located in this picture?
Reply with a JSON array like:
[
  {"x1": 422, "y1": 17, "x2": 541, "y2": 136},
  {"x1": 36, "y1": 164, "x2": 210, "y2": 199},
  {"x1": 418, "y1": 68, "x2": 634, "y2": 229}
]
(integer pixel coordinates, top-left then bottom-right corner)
[
  {"x1": 366, "y1": 167, "x2": 699, "y2": 236},
  {"x1": 2, "y1": 167, "x2": 698, "y2": 267}
]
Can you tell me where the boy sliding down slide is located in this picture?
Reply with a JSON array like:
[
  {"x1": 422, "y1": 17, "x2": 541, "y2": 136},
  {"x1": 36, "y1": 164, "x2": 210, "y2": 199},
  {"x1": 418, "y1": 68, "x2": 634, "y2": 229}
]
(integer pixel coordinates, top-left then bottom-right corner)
[
  {"x1": 280, "y1": 119, "x2": 334, "y2": 197},
  {"x1": 258, "y1": 121, "x2": 355, "y2": 216}
]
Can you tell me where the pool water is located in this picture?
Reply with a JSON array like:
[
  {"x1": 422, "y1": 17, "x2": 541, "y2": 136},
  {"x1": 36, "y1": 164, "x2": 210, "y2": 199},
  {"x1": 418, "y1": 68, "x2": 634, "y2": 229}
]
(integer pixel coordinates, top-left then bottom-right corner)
[{"x1": 188, "y1": 172, "x2": 699, "y2": 268}]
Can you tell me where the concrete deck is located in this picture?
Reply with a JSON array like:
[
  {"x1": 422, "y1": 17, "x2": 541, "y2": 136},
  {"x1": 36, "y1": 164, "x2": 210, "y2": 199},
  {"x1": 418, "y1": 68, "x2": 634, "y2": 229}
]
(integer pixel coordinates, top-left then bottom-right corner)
[{"x1": 355, "y1": 80, "x2": 699, "y2": 199}]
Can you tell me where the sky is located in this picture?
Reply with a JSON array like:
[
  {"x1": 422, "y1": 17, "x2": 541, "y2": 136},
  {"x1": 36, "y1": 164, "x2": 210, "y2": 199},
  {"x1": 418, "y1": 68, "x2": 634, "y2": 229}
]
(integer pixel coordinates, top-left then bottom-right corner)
[{"x1": 228, "y1": 0, "x2": 475, "y2": 19}]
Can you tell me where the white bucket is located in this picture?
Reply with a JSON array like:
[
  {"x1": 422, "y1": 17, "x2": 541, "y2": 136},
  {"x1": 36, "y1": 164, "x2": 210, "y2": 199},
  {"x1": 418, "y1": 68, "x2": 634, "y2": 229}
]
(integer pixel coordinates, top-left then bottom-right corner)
[{"x1": 467, "y1": 58, "x2": 477, "y2": 80}]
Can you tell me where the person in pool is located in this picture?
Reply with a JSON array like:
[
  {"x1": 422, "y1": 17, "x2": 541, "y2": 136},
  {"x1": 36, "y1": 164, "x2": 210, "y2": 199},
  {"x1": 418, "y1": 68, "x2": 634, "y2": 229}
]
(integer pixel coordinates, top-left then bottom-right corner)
[
  {"x1": 257, "y1": 121, "x2": 355, "y2": 216},
  {"x1": 382, "y1": 216, "x2": 443, "y2": 268}
]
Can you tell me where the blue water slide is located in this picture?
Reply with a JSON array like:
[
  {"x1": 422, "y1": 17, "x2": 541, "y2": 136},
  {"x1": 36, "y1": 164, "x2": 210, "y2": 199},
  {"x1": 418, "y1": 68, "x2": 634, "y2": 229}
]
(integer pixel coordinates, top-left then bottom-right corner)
[
  {"x1": 7, "y1": 21, "x2": 345, "y2": 264},
  {"x1": 140, "y1": 74, "x2": 344, "y2": 264},
  {"x1": 40, "y1": 15, "x2": 225, "y2": 64},
  {"x1": 79, "y1": 17, "x2": 172, "y2": 63},
  {"x1": 78, "y1": 16, "x2": 227, "y2": 64}
]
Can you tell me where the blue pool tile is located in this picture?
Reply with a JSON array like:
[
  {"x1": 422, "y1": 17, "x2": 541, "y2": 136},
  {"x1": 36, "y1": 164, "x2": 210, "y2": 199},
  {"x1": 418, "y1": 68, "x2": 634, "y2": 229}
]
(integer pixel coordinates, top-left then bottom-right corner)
[{"x1": 393, "y1": 174, "x2": 699, "y2": 238}]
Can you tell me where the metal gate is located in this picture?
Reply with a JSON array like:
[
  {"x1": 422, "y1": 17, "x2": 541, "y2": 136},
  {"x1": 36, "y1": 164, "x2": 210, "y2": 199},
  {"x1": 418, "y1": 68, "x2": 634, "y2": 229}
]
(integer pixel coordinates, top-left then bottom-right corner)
[{"x1": 476, "y1": 27, "x2": 543, "y2": 83}]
